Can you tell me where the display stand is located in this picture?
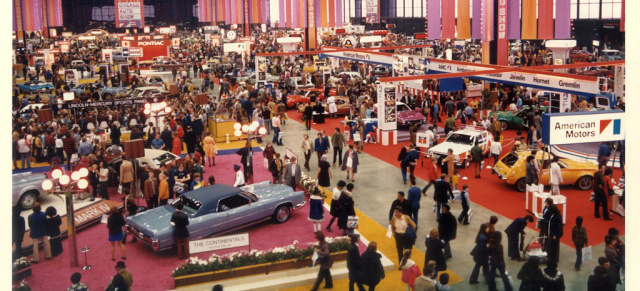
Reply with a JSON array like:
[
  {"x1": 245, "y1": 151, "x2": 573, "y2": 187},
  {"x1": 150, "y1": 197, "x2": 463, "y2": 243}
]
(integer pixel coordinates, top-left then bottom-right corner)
[
  {"x1": 611, "y1": 186, "x2": 625, "y2": 217},
  {"x1": 376, "y1": 128, "x2": 397, "y2": 146},
  {"x1": 209, "y1": 115, "x2": 244, "y2": 143},
  {"x1": 526, "y1": 190, "x2": 567, "y2": 224}
]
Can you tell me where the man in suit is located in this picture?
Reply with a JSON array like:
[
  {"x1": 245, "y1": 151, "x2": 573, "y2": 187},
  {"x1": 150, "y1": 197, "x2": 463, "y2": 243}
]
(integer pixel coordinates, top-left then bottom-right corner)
[
  {"x1": 314, "y1": 133, "x2": 329, "y2": 167},
  {"x1": 407, "y1": 179, "x2": 422, "y2": 225},
  {"x1": 92, "y1": 87, "x2": 103, "y2": 101},
  {"x1": 236, "y1": 141, "x2": 253, "y2": 182},
  {"x1": 303, "y1": 104, "x2": 313, "y2": 130},
  {"x1": 283, "y1": 156, "x2": 302, "y2": 191},
  {"x1": 119, "y1": 154, "x2": 134, "y2": 191},
  {"x1": 433, "y1": 174, "x2": 454, "y2": 221},
  {"x1": 144, "y1": 171, "x2": 160, "y2": 209},
  {"x1": 505, "y1": 215, "x2": 534, "y2": 261}
]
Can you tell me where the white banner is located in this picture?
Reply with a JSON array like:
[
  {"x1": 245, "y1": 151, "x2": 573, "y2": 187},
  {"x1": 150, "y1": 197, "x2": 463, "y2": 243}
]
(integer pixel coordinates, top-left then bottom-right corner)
[
  {"x1": 189, "y1": 233, "x2": 250, "y2": 254},
  {"x1": 542, "y1": 111, "x2": 625, "y2": 145},
  {"x1": 322, "y1": 50, "x2": 394, "y2": 66},
  {"x1": 425, "y1": 61, "x2": 600, "y2": 95}
]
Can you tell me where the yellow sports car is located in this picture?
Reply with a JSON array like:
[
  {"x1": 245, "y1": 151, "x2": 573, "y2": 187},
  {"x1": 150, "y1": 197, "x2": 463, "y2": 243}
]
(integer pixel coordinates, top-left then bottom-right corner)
[{"x1": 494, "y1": 150, "x2": 598, "y2": 192}]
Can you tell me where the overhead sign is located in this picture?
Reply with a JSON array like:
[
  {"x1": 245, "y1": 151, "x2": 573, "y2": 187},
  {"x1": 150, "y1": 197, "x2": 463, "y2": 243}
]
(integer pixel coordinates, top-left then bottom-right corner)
[
  {"x1": 321, "y1": 50, "x2": 394, "y2": 67},
  {"x1": 59, "y1": 96, "x2": 164, "y2": 109},
  {"x1": 157, "y1": 26, "x2": 176, "y2": 34},
  {"x1": 189, "y1": 233, "x2": 249, "y2": 254},
  {"x1": 545, "y1": 40, "x2": 577, "y2": 48},
  {"x1": 115, "y1": 0, "x2": 145, "y2": 28},
  {"x1": 61, "y1": 32, "x2": 73, "y2": 38},
  {"x1": 426, "y1": 61, "x2": 600, "y2": 96},
  {"x1": 542, "y1": 110, "x2": 625, "y2": 145},
  {"x1": 78, "y1": 36, "x2": 96, "y2": 41},
  {"x1": 365, "y1": 0, "x2": 380, "y2": 24}
]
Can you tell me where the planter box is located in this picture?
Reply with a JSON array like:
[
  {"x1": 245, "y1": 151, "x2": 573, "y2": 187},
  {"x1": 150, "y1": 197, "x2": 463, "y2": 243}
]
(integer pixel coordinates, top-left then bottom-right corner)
[
  {"x1": 12, "y1": 267, "x2": 32, "y2": 282},
  {"x1": 174, "y1": 252, "x2": 347, "y2": 288}
]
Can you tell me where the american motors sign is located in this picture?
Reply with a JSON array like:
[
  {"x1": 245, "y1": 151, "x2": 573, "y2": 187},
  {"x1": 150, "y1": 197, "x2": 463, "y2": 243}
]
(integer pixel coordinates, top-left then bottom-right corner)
[
  {"x1": 426, "y1": 61, "x2": 600, "y2": 95},
  {"x1": 321, "y1": 50, "x2": 394, "y2": 66},
  {"x1": 542, "y1": 110, "x2": 625, "y2": 145}
]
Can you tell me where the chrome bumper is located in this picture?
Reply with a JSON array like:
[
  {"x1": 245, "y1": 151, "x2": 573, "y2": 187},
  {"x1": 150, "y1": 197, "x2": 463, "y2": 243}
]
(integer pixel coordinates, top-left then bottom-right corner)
[{"x1": 293, "y1": 200, "x2": 306, "y2": 210}]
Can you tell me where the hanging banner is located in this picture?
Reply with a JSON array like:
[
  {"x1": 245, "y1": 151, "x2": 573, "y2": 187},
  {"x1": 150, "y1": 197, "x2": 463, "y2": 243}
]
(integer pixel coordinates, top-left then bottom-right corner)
[
  {"x1": 614, "y1": 66, "x2": 625, "y2": 99},
  {"x1": 555, "y1": 0, "x2": 571, "y2": 39},
  {"x1": 197, "y1": 0, "x2": 212, "y2": 23},
  {"x1": 45, "y1": 0, "x2": 64, "y2": 27},
  {"x1": 471, "y1": 0, "x2": 482, "y2": 39},
  {"x1": 521, "y1": 0, "x2": 537, "y2": 39},
  {"x1": 328, "y1": 0, "x2": 335, "y2": 27},
  {"x1": 366, "y1": 0, "x2": 379, "y2": 24},
  {"x1": 427, "y1": 0, "x2": 441, "y2": 39},
  {"x1": 507, "y1": 0, "x2": 520, "y2": 39},
  {"x1": 22, "y1": 0, "x2": 44, "y2": 31},
  {"x1": 336, "y1": 0, "x2": 342, "y2": 27},
  {"x1": 538, "y1": 0, "x2": 554, "y2": 39},
  {"x1": 256, "y1": 56, "x2": 268, "y2": 84},
  {"x1": 457, "y1": 0, "x2": 471, "y2": 39},
  {"x1": 60, "y1": 96, "x2": 164, "y2": 109},
  {"x1": 496, "y1": 0, "x2": 508, "y2": 66},
  {"x1": 441, "y1": 0, "x2": 455, "y2": 39},
  {"x1": 115, "y1": 0, "x2": 145, "y2": 28}
]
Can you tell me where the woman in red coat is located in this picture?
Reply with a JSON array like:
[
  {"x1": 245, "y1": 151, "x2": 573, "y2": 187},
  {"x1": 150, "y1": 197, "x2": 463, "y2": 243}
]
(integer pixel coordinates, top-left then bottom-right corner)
[{"x1": 172, "y1": 133, "x2": 182, "y2": 156}]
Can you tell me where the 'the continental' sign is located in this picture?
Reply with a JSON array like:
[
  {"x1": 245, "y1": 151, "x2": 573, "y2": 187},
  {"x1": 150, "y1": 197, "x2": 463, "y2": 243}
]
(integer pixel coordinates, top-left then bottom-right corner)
[
  {"x1": 189, "y1": 233, "x2": 250, "y2": 254},
  {"x1": 542, "y1": 110, "x2": 625, "y2": 145}
]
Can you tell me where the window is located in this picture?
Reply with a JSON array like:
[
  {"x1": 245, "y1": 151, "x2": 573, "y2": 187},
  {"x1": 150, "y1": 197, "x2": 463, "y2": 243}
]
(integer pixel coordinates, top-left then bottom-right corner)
[
  {"x1": 579, "y1": 0, "x2": 600, "y2": 19},
  {"x1": 571, "y1": 0, "x2": 578, "y2": 19},
  {"x1": 217, "y1": 194, "x2": 250, "y2": 212},
  {"x1": 601, "y1": 0, "x2": 623, "y2": 19},
  {"x1": 397, "y1": 0, "x2": 404, "y2": 17}
]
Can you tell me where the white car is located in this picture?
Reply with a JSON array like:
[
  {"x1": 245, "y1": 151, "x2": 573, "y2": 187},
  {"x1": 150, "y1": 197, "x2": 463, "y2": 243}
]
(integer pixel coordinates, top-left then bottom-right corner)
[
  {"x1": 427, "y1": 127, "x2": 494, "y2": 168},
  {"x1": 128, "y1": 86, "x2": 168, "y2": 98},
  {"x1": 329, "y1": 72, "x2": 362, "y2": 84}
]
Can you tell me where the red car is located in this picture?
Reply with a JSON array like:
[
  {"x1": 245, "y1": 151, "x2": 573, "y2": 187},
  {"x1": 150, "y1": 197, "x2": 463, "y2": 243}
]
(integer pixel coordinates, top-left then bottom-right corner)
[
  {"x1": 286, "y1": 88, "x2": 337, "y2": 109},
  {"x1": 569, "y1": 48, "x2": 595, "y2": 62},
  {"x1": 576, "y1": 67, "x2": 613, "y2": 78}
]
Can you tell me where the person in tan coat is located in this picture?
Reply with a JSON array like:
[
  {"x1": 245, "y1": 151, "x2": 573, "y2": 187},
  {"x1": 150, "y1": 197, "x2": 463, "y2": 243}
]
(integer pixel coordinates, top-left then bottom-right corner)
[
  {"x1": 390, "y1": 206, "x2": 418, "y2": 263},
  {"x1": 119, "y1": 154, "x2": 134, "y2": 191},
  {"x1": 413, "y1": 262, "x2": 437, "y2": 291},
  {"x1": 442, "y1": 149, "x2": 455, "y2": 183},
  {"x1": 158, "y1": 172, "x2": 170, "y2": 206},
  {"x1": 144, "y1": 171, "x2": 160, "y2": 209}
]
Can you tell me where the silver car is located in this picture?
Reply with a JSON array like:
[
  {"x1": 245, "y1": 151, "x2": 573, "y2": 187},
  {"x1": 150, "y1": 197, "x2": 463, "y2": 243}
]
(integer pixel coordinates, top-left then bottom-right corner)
[
  {"x1": 13, "y1": 172, "x2": 49, "y2": 210},
  {"x1": 126, "y1": 182, "x2": 306, "y2": 251}
]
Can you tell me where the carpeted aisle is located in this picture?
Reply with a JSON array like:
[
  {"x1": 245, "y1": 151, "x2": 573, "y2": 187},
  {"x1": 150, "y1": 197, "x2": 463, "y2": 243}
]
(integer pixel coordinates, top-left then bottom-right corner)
[{"x1": 288, "y1": 110, "x2": 624, "y2": 247}]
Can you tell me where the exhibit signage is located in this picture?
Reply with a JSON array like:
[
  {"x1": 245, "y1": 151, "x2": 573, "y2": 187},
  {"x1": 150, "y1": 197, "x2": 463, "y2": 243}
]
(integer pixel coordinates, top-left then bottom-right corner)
[
  {"x1": 59, "y1": 97, "x2": 163, "y2": 109},
  {"x1": 366, "y1": 0, "x2": 380, "y2": 24},
  {"x1": 115, "y1": 0, "x2": 145, "y2": 28},
  {"x1": 614, "y1": 65, "x2": 625, "y2": 99},
  {"x1": 189, "y1": 233, "x2": 250, "y2": 254},
  {"x1": 128, "y1": 47, "x2": 143, "y2": 57},
  {"x1": 321, "y1": 50, "x2": 394, "y2": 66},
  {"x1": 256, "y1": 56, "x2": 267, "y2": 84},
  {"x1": 541, "y1": 110, "x2": 625, "y2": 145},
  {"x1": 425, "y1": 61, "x2": 599, "y2": 95},
  {"x1": 377, "y1": 84, "x2": 397, "y2": 131},
  {"x1": 497, "y1": 0, "x2": 508, "y2": 66}
]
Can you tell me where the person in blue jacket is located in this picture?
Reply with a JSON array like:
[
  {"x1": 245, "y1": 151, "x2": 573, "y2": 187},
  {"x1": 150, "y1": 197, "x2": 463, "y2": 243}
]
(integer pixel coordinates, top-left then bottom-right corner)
[
  {"x1": 314, "y1": 132, "x2": 330, "y2": 167},
  {"x1": 407, "y1": 179, "x2": 422, "y2": 226},
  {"x1": 28, "y1": 203, "x2": 51, "y2": 263},
  {"x1": 403, "y1": 144, "x2": 419, "y2": 182},
  {"x1": 308, "y1": 187, "x2": 325, "y2": 234}
]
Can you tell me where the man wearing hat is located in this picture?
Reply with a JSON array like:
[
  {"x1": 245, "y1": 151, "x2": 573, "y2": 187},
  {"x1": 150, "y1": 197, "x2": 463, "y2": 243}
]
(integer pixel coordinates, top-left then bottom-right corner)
[
  {"x1": 115, "y1": 261, "x2": 133, "y2": 291},
  {"x1": 233, "y1": 165, "x2": 245, "y2": 187}
]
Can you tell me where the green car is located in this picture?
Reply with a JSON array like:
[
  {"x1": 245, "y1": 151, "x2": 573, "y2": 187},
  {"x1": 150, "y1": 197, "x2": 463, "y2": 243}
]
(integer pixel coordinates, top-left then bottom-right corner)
[{"x1": 495, "y1": 106, "x2": 547, "y2": 130}]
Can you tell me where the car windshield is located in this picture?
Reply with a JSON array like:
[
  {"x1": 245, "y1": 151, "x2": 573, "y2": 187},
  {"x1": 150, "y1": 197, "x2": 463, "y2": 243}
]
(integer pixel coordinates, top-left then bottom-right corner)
[
  {"x1": 171, "y1": 195, "x2": 201, "y2": 215},
  {"x1": 445, "y1": 133, "x2": 474, "y2": 146},
  {"x1": 152, "y1": 153, "x2": 177, "y2": 167},
  {"x1": 501, "y1": 153, "x2": 520, "y2": 168}
]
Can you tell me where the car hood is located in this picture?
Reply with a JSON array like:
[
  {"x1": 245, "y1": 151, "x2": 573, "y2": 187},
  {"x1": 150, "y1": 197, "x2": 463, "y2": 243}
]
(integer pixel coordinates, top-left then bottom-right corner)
[
  {"x1": 241, "y1": 182, "x2": 302, "y2": 202},
  {"x1": 126, "y1": 205, "x2": 175, "y2": 237},
  {"x1": 398, "y1": 110, "x2": 426, "y2": 121},
  {"x1": 428, "y1": 142, "x2": 472, "y2": 156}
]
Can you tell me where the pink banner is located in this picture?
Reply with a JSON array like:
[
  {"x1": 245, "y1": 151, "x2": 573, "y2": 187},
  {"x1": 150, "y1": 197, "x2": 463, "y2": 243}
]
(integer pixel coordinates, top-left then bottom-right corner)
[
  {"x1": 441, "y1": 0, "x2": 455, "y2": 39},
  {"x1": 472, "y1": 0, "x2": 482, "y2": 39},
  {"x1": 555, "y1": 0, "x2": 571, "y2": 39},
  {"x1": 507, "y1": 0, "x2": 520, "y2": 39},
  {"x1": 427, "y1": 0, "x2": 441, "y2": 39}
]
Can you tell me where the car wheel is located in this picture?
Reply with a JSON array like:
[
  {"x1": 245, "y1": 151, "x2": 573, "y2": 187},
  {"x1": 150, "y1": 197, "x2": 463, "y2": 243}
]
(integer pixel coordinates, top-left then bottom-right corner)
[
  {"x1": 273, "y1": 205, "x2": 291, "y2": 223},
  {"x1": 576, "y1": 176, "x2": 593, "y2": 190},
  {"x1": 500, "y1": 121, "x2": 509, "y2": 131},
  {"x1": 516, "y1": 178, "x2": 527, "y2": 192},
  {"x1": 104, "y1": 93, "x2": 112, "y2": 99},
  {"x1": 19, "y1": 190, "x2": 39, "y2": 210}
]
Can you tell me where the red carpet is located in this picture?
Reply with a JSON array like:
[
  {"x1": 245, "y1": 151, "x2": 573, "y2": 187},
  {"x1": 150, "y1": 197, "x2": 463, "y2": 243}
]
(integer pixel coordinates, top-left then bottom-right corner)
[
  {"x1": 288, "y1": 110, "x2": 624, "y2": 247},
  {"x1": 22, "y1": 150, "x2": 363, "y2": 290}
]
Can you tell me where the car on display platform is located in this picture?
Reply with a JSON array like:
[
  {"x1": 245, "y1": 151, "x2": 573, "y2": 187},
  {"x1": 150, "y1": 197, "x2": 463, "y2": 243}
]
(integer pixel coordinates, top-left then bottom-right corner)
[
  {"x1": 427, "y1": 127, "x2": 493, "y2": 168},
  {"x1": 569, "y1": 48, "x2": 595, "y2": 62},
  {"x1": 126, "y1": 86, "x2": 169, "y2": 99},
  {"x1": 138, "y1": 60, "x2": 155, "y2": 69},
  {"x1": 70, "y1": 82, "x2": 129, "y2": 99},
  {"x1": 150, "y1": 59, "x2": 184, "y2": 72},
  {"x1": 238, "y1": 72, "x2": 280, "y2": 84},
  {"x1": 495, "y1": 105, "x2": 547, "y2": 130},
  {"x1": 372, "y1": 102, "x2": 428, "y2": 128},
  {"x1": 12, "y1": 172, "x2": 49, "y2": 210},
  {"x1": 329, "y1": 71, "x2": 362, "y2": 84},
  {"x1": 106, "y1": 148, "x2": 181, "y2": 173},
  {"x1": 371, "y1": 66, "x2": 392, "y2": 78},
  {"x1": 286, "y1": 88, "x2": 337, "y2": 109},
  {"x1": 17, "y1": 80, "x2": 54, "y2": 93},
  {"x1": 126, "y1": 182, "x2": 306, "y2": 251},
  {"x1": 601, "y1": 49, "x2": 624, "y2": 61},
  {"x1": 322, "y1": 96, "x2": 352, "y2": 116},
  {"x1": 494, "y1": 150, "x2": 598, "y2": 192}
]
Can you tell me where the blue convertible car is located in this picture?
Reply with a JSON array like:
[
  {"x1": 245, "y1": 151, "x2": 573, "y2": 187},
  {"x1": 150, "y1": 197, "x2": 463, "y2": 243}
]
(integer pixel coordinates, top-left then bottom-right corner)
[
  {"x1": 17, "y1": 81, "x2": 54, "y2": 93},
  {"x1": 126, "y1": 182, "x2": 306, "y2": 251},
  {"x1": 70, "y1": 82, "x2": 129, "y2": 99}
]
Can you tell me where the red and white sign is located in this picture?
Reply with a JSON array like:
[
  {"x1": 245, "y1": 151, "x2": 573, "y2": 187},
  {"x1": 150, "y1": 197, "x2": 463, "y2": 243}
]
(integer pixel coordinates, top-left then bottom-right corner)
[
  {"x1": 497, "y1": 0, "x2": 508, "y2": 66},
  {"x1": 121, "y1": 40, "x2": 131, "y2": 48},
  {"x1": 366, "y1": 0, "x2": 380, "y2": 24},
  {"x1": 171, "y1": 38, "x2": 181, "y2": 47},
  {"x1": 119, "y1": 40, "x2": 169, "y2": 61},
  {"x1": 157, "y1": 26, "x2": 176, "y2": 34},
  {"x1": 115, "y1": 0, "x2": 145, "y2": 28},
  {"x1": 129, "y1": 47, "x2": 143, "y2": 57}
]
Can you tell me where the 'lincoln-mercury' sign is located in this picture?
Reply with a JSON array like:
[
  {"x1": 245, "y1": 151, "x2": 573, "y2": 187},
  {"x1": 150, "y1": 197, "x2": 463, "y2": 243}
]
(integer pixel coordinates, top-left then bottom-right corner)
[
  {"x1": 542, "y1": 110, "x2": 625, "y2": 145},
  {"x1": 189, "y1": 233, "x2": 250, "y2": 254}
]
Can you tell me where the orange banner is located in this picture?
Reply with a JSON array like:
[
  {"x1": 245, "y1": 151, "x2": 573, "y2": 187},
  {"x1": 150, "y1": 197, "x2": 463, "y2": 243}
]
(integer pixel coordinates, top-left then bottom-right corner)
[
  {"x1": 521, "y1": 0, "x2": 537, "y2": 39},
  {"x1": 457, "y1": 0, "x2": 470, "y2": 39},
  {"x1": 320, "y1": 0, "x2": 328, "y2": 27}
]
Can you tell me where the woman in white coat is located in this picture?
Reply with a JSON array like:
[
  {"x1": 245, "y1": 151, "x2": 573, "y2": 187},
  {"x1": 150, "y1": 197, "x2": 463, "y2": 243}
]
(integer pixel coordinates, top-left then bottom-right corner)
[{"x1": 549, "y1": 156, "x2": 563, "y2": 195}]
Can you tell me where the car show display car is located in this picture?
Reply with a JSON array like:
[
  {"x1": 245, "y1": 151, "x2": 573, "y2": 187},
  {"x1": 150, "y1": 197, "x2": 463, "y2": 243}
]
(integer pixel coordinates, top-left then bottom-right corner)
[
  {"x1": 126, "y1": 182, "x2": 306, "y2": 251},
  {"x1": 17, "y1": 81, "x2": 54, "y2": 93},
  {"x1": 238, "y1": 72, "x2": 280, "y2": 84},
  {"x1": 329, "y1": 71, "x2": 362, "y2": 84},
  {"x1": 494, "y1": 150, "x2": 598, "y2": 192},
  {"x1": 323, "y1": 96, "x2": 351, "y2": 115},
  {"x1": 495, "y1": 106, "x2": 546, "y2": 130},
  {"x1": 13, "y1": 172, "x2": 49, "y2": 210},
  {"x1": 127, "y1": 86, "x2": 169, "y2": 98},
  {"x1": 286, "y1": 88, "x2": 337, "y2": 109},
  {"x1": 373, "y1": 102, "x2": 427, "y2": 128},
  {"x1": 70, "y1": 82, "x2": 129, "y2": 99},
  {"x1": 427, "y1": 127, "x2": 493, "y2": 168},
  {"x1": 150, "y1": 59, "x2": 184, "y2": 71}
]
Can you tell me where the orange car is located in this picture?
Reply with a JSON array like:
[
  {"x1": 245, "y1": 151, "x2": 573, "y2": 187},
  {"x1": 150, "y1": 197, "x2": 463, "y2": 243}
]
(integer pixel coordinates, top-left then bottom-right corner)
[
  {"x1": 286, "y1": 88, "x2": 337, "y2": 109},
  {"x1": 323, "y1": 96, "x2": 352, "y2": 115}
]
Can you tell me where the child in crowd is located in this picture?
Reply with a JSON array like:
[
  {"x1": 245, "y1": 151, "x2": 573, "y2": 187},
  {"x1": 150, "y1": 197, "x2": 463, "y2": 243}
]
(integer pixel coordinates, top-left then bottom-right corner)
[
  {"x1": 451, "y1": 169, "x2": 460, "y2": 190},
  {"x1": 436, "y1": 273, "x2": 452, "y2": 291}
]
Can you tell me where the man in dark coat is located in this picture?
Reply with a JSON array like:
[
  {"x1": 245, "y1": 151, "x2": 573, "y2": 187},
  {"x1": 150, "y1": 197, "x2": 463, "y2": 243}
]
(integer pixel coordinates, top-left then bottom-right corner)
[
  {"x1": 438, "y1": 205, "x2": 457, "y2": 259},
  {"x1": 504, "y1": 215, "x2": 534, "y2": 261},
  {"x1": 160, "y1": 127, "x2": 173, "y2": 153},
  {"x1": 356, "y1": 242, "x2": 385, "y2": 290},
  {"x1": 388, "y1": 191, "x2": 411, "y2": 221},
  {"x1": 236, "y1": 141, "x2": 253, "y2": 181},
  {"x1": 346, "y1": 234, "x2": 363, "y2": 291},
  {"x1": 303, "y1": 104, "x2": 314, "y2": 130},
  {"x1": 433, "y1": 174, "x2": 454, "y2": 221},
  {"x1": 525, "y1": 155, "x2": 538, "y2": 190},
  {"x1": 407, "y1": 179, "x2": 421, "y2": 225},
  {"x1": 593, "y1": 164, "x2": 610, "y2": 220},
  {"x1": 170, "y1": 201, "x2": 190, "y2": 259},
  {"x1": 12, "y1": 206, "x2": 25, "y2": 260}
]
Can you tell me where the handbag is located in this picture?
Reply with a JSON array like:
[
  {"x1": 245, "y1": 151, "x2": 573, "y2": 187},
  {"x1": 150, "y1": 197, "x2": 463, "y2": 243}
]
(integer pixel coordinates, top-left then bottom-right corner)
[
  {"x1": 347, "y1": 216, "x2": 359, "y2": 229},
  {"x1": 263, "y1": 158, "x2": 269, "y2": 168},
  {"x1": 582, "y1": 246, "x2": 593, "y2": 262}
]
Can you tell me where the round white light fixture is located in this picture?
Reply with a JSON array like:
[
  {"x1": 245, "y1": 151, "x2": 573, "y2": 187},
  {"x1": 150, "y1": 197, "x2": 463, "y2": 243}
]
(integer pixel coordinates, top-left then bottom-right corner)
[
  {"x1": 258, "y1": 127, "x2": 267, "y2": 135},
  {"x1": 78, "y1": 167, "x2": 89, "y2": 178},
  {"x1": 144, "y1": 103, "x2": 151, "y2": 109},
  {"x1": 233, "y1": 123, "x2": 241, "y2": 130},
  {"x1": 241, "y1": 125, "x2": 249, "y2": 132},
  {"x1": 59, "y1": 175, "x2": 70, "y2": 185},
  {"x1": 77, "y1": 179, "x2": 89, "y2": 190},
  {"x1": 51, "y1": 169, "x2": 62, "y2": 179},
  {"x1": 41, "y1": 180, "x2": 53, "y2": 191},
  {"x1": 234, "y1": 130, "x2": 242, "y2": 137},
  {"x1": 164, "y1": 107, "x2": 172, "y2": 114},
  {"x1": 71, "y1": 171, "x2": 81, "y2": 181},
  {"x1": 144, "y1": 108, "x2": 151, "y2": 115},
  {"x1": 251, "y1": 121, "x2": 259, "y2": 128}
]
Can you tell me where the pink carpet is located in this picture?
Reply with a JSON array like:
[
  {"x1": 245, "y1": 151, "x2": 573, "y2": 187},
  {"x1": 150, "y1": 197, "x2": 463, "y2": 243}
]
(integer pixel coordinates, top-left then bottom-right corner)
[{"x1": 21, "y1": 150, "x2": 361, "y2": 290}]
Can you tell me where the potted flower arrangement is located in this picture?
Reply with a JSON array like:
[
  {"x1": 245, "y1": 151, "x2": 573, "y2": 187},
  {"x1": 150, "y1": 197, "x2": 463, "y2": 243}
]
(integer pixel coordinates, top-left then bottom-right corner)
[
  {"x1": 13, "y1": 280, "x2": 31, "y2": 291},
  {"x1": 12, "y1": 257, "x2": 31, "y2": 282},
  {"x1": 172, "y1": 237, "x2": 350, "y2": 287}
]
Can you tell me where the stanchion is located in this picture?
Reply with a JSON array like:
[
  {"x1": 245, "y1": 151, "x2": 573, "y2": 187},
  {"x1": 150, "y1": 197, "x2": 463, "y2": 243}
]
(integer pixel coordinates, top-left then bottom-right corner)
[{"x1": 81, "y1": 246, "x2": 91, "y2": 270}]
